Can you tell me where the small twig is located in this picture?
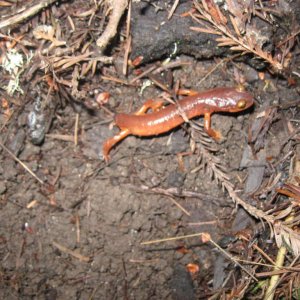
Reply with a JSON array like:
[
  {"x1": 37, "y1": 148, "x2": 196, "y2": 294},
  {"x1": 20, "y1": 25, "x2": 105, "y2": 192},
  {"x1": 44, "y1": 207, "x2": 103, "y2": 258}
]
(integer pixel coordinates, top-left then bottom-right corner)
[
  {"x1": 76, "y1": 215, "x2": 80, "y2": 244},
  {"x1": 101, "y1": 75, "x2": 131, "y2": 86},
  {"x1": 277, "y1": 28, "x2": 300, "y2": 48},
  {"x1": 209, "y1": 236, "x2": 258, "y2": 281},
  {"x1": 15, "y1": 238, "x2": 26, "y2": 269},
  {"x1": 256, "y1": 269, "x2": 291, "y2": 277},
  {"x1": 252, "y1": 243, "x2": 276, "y2": 265},
  {"x1": 130, "y1": 65, "x2": 157, "y2": 84},
  {"x1": 123, "y1": 0, "x2": 132, "y2": 75},
  {"x1": 263, "y1": 246, "x2": 287, "y2": 300},
  {"x1": 141, "y1": 232, "x2": 205, "y2": 245},
  {"x1": 52, "y1": 241, "x2": 90, "y2": 262},
  {"x1": 0, "y1": 0, "x2": 59, "y2": 30},
  {"x1": 234, "y1": 258, "x2": 299, "y2": 271},
  {"x1": 198, "y1": 54, "x2": 241, "y2": 85},
  {"x1": 141, "y1": 232, "x2": 257, "y2": 281},
  {"x1": 167, "y1": 196, "x2": 191, "y2": 216},
  {"x1": 46, "y1": 134, "x2": 75, "y2": 142},
  {"x1": 74, "y1": 113, "x2": 79, "y2": 146},
  {"x1": 263, "y1": 214, "x2": 294, "y2": 300},
  {"x1": 123, "y1": 35, "x2": 131, "y2": 76},
  {"x1": 0, "y1": 140, "x2": 44, "y2": 185},
  {"x1": 153, "y1": 61, "x2": 191, "y2": 74},
  {"x1": 188, "y1": 221, "x2": 217, "y2": 226},
  {"x1": 129, "y1": 258, "x2": 161, "y2": 264},
  {"x1": 168, "y1": 0, "x2": 180, "y2": 19},
  {"x1": 136, "y1": 184, "x2": 225, "y2": 203},
  {"x1": 96, "y1": 0, "x2": 128, "y2": 51}
]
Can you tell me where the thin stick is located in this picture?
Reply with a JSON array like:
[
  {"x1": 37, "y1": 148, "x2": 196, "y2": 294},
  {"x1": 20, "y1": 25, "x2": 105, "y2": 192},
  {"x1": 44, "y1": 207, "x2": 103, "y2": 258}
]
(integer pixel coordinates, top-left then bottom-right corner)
[
  {"x1": 141, "y1": 232, "x2": 204, "y2": 245},
  {"x1": 96, "y1": 0, "x2": 128, "y2": 50},
  {"x1": 123, "y1": 0, "x2": 132, "y2": 75},
  {"x1": 239, "y1": 234, "x2": 276, "y2": 265},
  {"x1": 0, "y1": 140, "x2": 44, "y2": 185},
  {"x1": 141, "y1": 231, "x2": 257, "y2": 281},
  {"x1": 167, "y1": 196, "x2": 191, "y2": 216},
  {"x1": 76, "y1": 215, "x2": 80, "y2": 243},
  {"x1": 238, "y1": 256, "x2": 300, "y2": 273},
  {"x1": 209, "y1": 237, "x2": 258, "y2": 281},
  {"x1": 168, "y1": 0, "x2": 179, "y2": 19},
  {"x1": 52, "y1": 241, "x2": 90, "y2": 262},
  {"x1": 46, "y1": 134, "x2": 75, "y2": 142},
  {"x1": 198, "y1": 55, "x2": 240, "y2": 85},
  {"x1": 101, "y1": 75, "x2": 130, "y2": 86},
  {"x1": 263, "y1": 246, "x2": 287, "y2": 300},
  {"x1": 0, "y1": 0, "x2": 59, "y2": 30},
  {"x1": 74, "y1": 113, "x2": 79, "y2": 146},
  {"x1": 130, "y1": 65, "x2": 157, "y2": 84},
  {"x1": 277, "y1": 28, "x2": 300, "y2": 48},
  {"x1": 252, "y1": 243, "x2": 276, "y2": 265},
  {"x1": 188, "y1": 221, "x2": 217, "y2": 226},
  {"x1": 123, "y1": 35, "x2": 131, "y2": 76},
  {"x1": 263, "y1": 214, "x2": 294, "y2": 300}
]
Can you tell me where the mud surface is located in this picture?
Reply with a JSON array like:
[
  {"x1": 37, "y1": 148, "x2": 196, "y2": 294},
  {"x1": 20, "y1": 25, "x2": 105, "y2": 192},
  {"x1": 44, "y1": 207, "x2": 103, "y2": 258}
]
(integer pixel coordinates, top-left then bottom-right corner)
[{"x1": 1, "y1": 53, "x2": 298, "y2": 299}]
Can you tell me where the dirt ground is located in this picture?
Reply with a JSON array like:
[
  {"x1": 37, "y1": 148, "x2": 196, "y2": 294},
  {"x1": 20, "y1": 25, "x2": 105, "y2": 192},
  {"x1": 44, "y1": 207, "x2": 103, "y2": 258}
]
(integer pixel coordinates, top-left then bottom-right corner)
[
  {"x1": 0, "y1": 58, "x2": 296, "y2": 299},
  {"x1": 1, "y1": 1, "x2": 300, "y2": 300}
]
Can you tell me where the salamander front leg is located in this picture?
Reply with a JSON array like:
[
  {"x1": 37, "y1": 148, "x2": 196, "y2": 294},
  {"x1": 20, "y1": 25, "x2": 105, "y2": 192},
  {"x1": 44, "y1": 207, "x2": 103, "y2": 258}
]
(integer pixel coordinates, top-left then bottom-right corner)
[
  {"x1": 134, "y1": 99, "x2": 164, "y2": 115},
  {"x1": 176, "y1": 89, "x2": 199, "y2": 96},
  {"x1": 102, "y1": 129, "x2": 130, "y2": 162},
  {"x1": 204, "y1": 113, "x2": 222, "y2": 140}
]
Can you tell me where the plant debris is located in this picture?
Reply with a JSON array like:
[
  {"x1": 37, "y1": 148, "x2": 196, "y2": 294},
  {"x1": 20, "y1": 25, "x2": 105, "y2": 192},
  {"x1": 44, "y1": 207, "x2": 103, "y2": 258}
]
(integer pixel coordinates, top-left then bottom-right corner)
[{"x1": 190, "y1": 0, "x2": 291, "y2": 72}]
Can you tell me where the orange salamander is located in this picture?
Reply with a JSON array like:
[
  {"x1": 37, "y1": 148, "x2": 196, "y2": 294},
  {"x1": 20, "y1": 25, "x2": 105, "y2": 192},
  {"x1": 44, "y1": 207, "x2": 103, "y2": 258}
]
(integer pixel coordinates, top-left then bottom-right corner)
[{"x1": 102, "y1": 87, "x2": 254, "y2": 161}]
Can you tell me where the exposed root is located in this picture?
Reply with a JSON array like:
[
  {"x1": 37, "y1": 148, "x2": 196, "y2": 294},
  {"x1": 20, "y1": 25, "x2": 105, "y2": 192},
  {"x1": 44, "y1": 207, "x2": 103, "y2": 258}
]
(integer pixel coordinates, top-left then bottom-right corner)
[{"x1": 96, "y1": 0, "x2": 129, "y2": 51}]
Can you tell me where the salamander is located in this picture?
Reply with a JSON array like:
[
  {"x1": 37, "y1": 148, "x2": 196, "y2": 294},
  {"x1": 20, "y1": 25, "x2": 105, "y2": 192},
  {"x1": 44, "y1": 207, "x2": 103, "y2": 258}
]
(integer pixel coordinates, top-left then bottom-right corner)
[{"x1": 102, "y1": 87, "x2": 254, "y2": 161}]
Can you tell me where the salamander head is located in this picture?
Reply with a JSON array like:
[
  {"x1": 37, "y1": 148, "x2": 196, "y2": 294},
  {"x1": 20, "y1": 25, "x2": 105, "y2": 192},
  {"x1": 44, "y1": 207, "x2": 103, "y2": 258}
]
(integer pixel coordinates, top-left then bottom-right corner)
[{"x1": 214, "y1": 87, "x2": 254, "y2": 113}]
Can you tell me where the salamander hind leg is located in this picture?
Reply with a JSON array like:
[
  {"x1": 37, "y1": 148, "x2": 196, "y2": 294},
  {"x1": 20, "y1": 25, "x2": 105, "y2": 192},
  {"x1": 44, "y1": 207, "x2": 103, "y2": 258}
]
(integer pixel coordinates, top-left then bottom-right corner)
[
  {"x1": 103, "y1": 99, "x2": 164, "y2": 162},
  {"x1": 204, "y1": 113, "x2": 222, "y2": 141},
  {"x1": 102, "y1": 129, "x2": 130, "y2": 162}
]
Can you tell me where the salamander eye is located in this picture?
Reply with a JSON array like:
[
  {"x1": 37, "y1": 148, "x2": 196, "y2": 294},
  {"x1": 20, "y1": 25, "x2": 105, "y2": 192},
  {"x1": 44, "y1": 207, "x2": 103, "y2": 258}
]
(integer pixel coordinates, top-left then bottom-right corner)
[{"x1": 237, "y1": 99, "x2": 247, "y2": 109}]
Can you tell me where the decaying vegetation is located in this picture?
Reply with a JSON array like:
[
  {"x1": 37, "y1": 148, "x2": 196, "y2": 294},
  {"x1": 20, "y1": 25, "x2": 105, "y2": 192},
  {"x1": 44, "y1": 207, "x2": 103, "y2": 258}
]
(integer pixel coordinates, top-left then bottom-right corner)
[{"x1": 191, "y1": 0, "x2": 289, "y2": 72}]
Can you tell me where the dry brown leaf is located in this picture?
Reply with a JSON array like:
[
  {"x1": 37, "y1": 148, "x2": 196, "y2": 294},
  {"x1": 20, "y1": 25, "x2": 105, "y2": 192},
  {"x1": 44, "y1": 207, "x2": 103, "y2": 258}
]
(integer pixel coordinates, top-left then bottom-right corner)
[
  {"x1": 230, "y1": 45, "x2": 246, "y2": 51},
  {"x1": 33, "y1": 25, "x2": 66, "y2": 47},
  {"x1": 52, "y1": 53, "x2": 92, "y2": 69},
  {"x1": 217, "y1": 38, "x2": 237, "y2": 46},
  {"x1": 215, "y1": 37, "x2": 237, "y2": 46},
  {"x1": 274, "y1": 223, "x2": 300, "y2": 256},
  {"x1": 290, "y1": 232, "x2": 300, "y2": 256},
  {"x1": 193, "y1": 0, "x2": 284, "y2": 71},
  {"x1": 225, "y1": 0, "x2": 243, "y2": 19},
  {"x1": 274, "y1": 206, "x2": 294, "y2": 220},
  {"x1": 229, "y1": 15, "x2": 241, "y2": 37},
  {"x1": 201, "y1": 0, "x2": 227, "y2": 25}
]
